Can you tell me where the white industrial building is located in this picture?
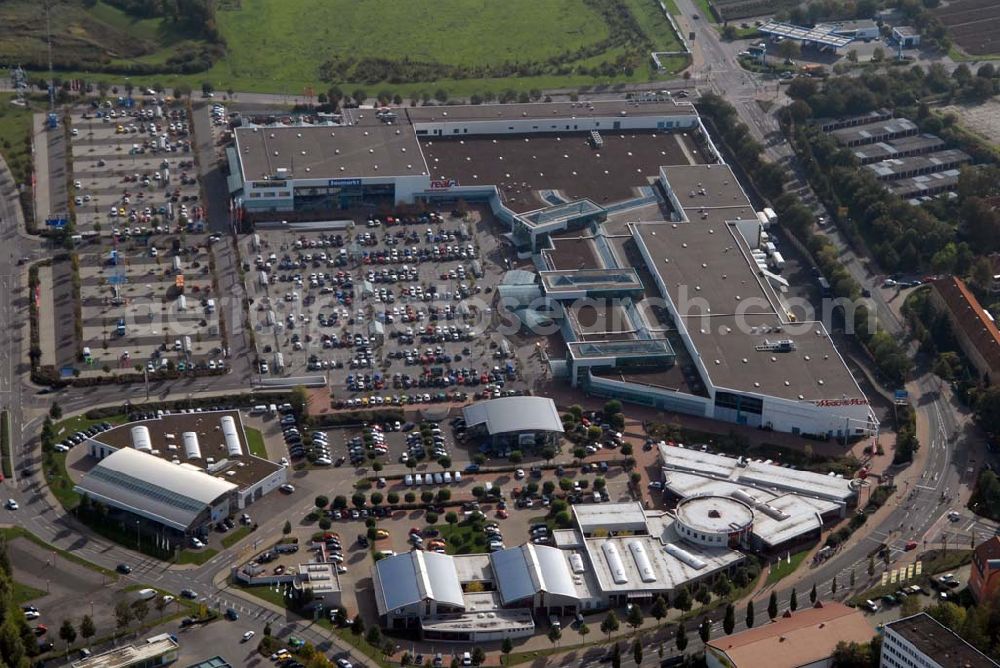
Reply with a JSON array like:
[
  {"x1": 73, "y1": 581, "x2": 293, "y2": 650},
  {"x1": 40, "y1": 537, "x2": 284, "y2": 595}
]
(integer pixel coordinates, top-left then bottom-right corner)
[
  {"x1": 74, "y1": 447, "x2": 237, "y2": 537},
  {"x1": 657, "y1": 444, "x2": 858, "y2": 552},
  {"x1": 462, "y1": 396, "x2": 564, "y2": 452},
  {"x1": 372, "y1": 501, "x2": 744, "y2": 641},
  {"x1": 78, "y1": 410, "x2": 286, "y2": 537}
]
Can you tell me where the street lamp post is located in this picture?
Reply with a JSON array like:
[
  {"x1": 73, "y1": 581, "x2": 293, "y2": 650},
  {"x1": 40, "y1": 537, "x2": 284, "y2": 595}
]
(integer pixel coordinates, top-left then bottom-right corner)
[{"x1": 136, "y1": 520, "x2": 140, "y2": 552}]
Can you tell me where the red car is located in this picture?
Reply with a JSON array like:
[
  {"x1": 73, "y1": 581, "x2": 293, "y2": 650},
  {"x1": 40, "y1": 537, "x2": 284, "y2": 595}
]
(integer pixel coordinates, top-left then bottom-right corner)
[
  {"x1": 496, "y1": 509, "x2": 509, "y2": 519},
  {"x1": 34, "y1": 625, "x2": 47, "y2": 636},
  {"x1": 905, "y1": 541, "x2": 918, "y2": 551}
]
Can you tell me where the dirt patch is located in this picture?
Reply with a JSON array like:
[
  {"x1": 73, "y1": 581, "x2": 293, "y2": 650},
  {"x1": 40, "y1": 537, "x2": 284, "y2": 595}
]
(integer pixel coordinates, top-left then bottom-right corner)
[
  {"x1": 933, "y1": 0, "x2": 1000, "y2": 55},
  {"x1": 940, "y1": 100, "x2": 1000, "y2": 145}
]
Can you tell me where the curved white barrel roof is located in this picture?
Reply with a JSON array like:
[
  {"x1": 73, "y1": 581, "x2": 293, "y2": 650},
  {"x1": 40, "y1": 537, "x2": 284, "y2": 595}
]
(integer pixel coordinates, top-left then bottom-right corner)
[
  {"x1": 130, "y1": 425, "x2": 152, "y2": 451},
  {"x1": 182, "y1": 432, "x2": 202, "y2": 460}
]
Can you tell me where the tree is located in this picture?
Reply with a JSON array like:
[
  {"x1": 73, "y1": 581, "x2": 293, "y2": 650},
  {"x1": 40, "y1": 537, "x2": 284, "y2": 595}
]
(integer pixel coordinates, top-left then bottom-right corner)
[
  {"x1": 872, "y1": 47, "x2": 885, "y2": 62},
  {"x1": 712, "y1": 575, "x2": 733, "y2": 598},
  {"x1": 790, "y1": 587, "x2": 798, "y2": 612},
  {"x1": 673, "y1": 585, "x2": 692, "y2": 611},
  {"x1": 610, "y1": 641, "x2": 621, "y2": 668},
  {"x1": 201, "y1": 82, "x2": 214, "y2": 95},
  {"x1": 445, "y1": 511, "x2": 459, "y2": 525},
  {"x1": 49, "y1": 402, "x2": 62, "y2": 419},
  {"x1": 471, "y1": 647, "x2": 486, "y2": 666},
  {"x1": 59, "y1": 619, "x2": 77, "y2": 652},
  {"x1": 698, "y1": 618, "x2": 711, "y2": 644},
  {"x1": 434, "y1": 88, "x2": 449, "y2": 103},
  {"x1": 850, "y1": 569, "x2": 856, "y2": 588},
  {"x1": 675, "y1": 621, "x2": 688, "y2": 653},
  {"x1": 282, "y1": 520, "x2": 292, "y2": 535},
  {"x1": 352, "y1": 492, "x2": 366, "y2": 508},
  {"x1": 352, "y1": 614, "x2": 365, "y2": 635},
  {"x1": 114, "y1": 600, "x2": 133, "y2": 635},
  {"x1": 132, "y1": 599, "x2": 149, "y2": 628},
  {"x1": 366, "y1": 625, "x2": 381, "y2": 647},
  {"x1": 778, "y1": 40, "x2": 801, "y2": 62},
  {"x1": 578, "y1": 622, "x2": 590, "y2": 639},
  {"x1": 370, "y1": 492, "x2": 383, "y2": 506},
  {"x1": 810, "y1": 582, "x2": 818, "y2": 604},
  {"x1": 831, "y1": 576, "x2": 838, "y2": 596},
  {"x1": 501, "y1": 637, "x2": 513, "y2": 661},
  {"x1": 768, "y1": 591, "x2": 778, "y2": 620},
  {"x1": 745, "y1": 600, "x2": 755, "y2": 628},
  {"x1": 723, "y1": 603, "x2": 735, "y2": 635},
  {"x1": 695, "y1": 583, "x2": 711, "y2": 605},
  {"x1": 547, "y1": 625, "x2": 562, "y2": 646},
  {"x1": 80, "y1": 615, "x2": 96, "y2": 643},
  {"x1": 651, "y1": 594, "x2": 669, "y2": 622},
  {"x1": 315, "y1": 495, "x2": 329, "y2": 509},
  {"x1": 508, "y1": 450, "x2": 522, "y2": 464},
  {"x1": 318, "y1": 517, "x2": 332, "y2": 531},
  {"x1": 626, "y1": 603, "x2": 643, "y2": 631},
  {"x1": 601, "y1": 611, "x2": 620, "y2": 640},
  {"x1": 155, "y1": 595, "x2": 169, "y2": 619},
  {"x1": 387, "y1": 492, "x2": 399, "y2": 504},
  {"x1": 846, "y1": 49, "x2": 859, "y2": 63},
  {"x1": 632, "y1": 636, "x2": 643, "y2": 665}
]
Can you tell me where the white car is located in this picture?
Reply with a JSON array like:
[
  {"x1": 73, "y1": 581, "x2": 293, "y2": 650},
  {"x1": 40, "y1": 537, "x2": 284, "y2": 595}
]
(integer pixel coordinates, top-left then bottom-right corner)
[
  {"x1": 24, "y1": 610, "x2": 39, "y2": 620},
  {"x1": 5, "y1": 499, "x2": 18, "y2": 511},
  {"x1": 279, "y1": 483, "x2": 295, "y2": 493},
  {"x1": 242, "y1": 630, "x2": 255, "y2": 642},
  {"x1": 190, "y1": 537, "x2": 204, "y2": 548}
]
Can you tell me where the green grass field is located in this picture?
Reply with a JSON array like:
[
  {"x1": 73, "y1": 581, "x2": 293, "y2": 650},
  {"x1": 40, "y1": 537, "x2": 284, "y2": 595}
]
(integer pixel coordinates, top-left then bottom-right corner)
[
  {"x1": 765, "y1": 549, "x2": 810, "y2": 585},
  {"x1": 175, "y1": 547, "x2": 219, "y2": 565},
  {"x1": 244, "y1": 427, "x2": 267, "y2": 458},
  {"x1": 41, "y1": 0, "x2": 688, "y2": 97},
  {"x1": 221, "y1": 526, "x2": 251, "y2": 548},
  {"x1": 0, "y1": 94, "x2": 35, "y2": 185},
  {"x1": 12, "y1": 581, "x2": 45, "y2": 605}
]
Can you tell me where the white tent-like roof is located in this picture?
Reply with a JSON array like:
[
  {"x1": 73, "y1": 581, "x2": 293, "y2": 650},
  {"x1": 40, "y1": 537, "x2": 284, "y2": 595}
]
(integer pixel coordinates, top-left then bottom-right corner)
[
  {"x1": 463, "y1": 397, "x2": 564, "y2": 436},
  {"x1": 373, "y1": 551, "x2": 465, "y2": 615},
  {"x1": 490, "y1": 543, "x2": 580, "y2": 605}
]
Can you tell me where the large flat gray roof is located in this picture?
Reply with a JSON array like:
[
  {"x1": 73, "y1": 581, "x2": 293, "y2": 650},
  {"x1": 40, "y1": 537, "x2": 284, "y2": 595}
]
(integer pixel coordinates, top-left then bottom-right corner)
[
  {"x1": 632, "y1": 221, "x2": 864, "y2": 401},
  {"x1": 406, "y1": 99, "x2": 696, "y2": 124},
  {"x1": 234, "y1": 123, "x2": 427, "y2": 181}
]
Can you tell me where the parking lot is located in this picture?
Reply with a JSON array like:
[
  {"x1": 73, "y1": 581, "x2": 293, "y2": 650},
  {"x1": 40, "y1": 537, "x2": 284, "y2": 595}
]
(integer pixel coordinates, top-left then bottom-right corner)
[
  {"x1": 67, "y1": 99, "x2": 202, "y2": 235},
  {"x1": 71, "y1": 230, "x2": 227, "y2": 375},
  {"x1": 242, "y1": 209, "x2": 534, "y2": 406}
]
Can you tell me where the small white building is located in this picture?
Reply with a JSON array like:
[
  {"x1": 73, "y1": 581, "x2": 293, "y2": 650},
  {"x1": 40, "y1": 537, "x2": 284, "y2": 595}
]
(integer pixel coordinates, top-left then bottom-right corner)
[{"x1": 892, "y1": 25, "x2": 921, "y2": 48}]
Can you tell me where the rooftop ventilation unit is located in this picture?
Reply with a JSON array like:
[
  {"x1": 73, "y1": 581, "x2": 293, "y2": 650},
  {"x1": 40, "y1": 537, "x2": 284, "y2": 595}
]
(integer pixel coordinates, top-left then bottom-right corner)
[{"x1": 755, "y1": 339, "x2": 796, "y2": 353}]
